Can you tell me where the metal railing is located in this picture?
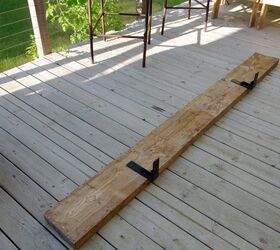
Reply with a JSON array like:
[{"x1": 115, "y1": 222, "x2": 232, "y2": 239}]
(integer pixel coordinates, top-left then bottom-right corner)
[{"x1": 0, "y1": 3, "x2": 34, "y2": 71}]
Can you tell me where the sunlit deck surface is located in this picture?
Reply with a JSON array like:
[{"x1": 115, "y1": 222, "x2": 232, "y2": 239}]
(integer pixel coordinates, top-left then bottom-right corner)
[{"x1": 1, "y1": 1, "x2": 280, "y2": 249}]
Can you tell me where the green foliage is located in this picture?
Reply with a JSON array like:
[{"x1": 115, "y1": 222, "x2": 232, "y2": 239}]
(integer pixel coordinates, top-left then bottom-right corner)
[
  {"x1": 46, "y1": 0, "x2": 122, "y2": 44},
  {"x1": 25, "y1": 34, "x2": 38, "y2": 59},
  {"x1": 0, "y1": 0, "x2": 186, "y2": 72}
]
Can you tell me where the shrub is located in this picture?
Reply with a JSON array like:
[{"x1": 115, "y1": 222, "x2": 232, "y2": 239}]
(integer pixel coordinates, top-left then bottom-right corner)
[{"x1": 46, "y1": 0, "x2": 122, "y2": 44}]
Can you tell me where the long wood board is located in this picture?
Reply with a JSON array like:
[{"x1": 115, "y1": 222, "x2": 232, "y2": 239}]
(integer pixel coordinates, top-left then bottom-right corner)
[{"x1": 45, "y1": 53, "x2": 279, "y2": 249}]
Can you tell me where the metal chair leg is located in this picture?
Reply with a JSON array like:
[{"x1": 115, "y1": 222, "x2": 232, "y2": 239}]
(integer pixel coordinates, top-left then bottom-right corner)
[
  {"x1": 205, "y1": 0, "x2": 210, "y2": 31},
  {"x1": 148, "y1": 0, "x2": 152, "y2": 44},
  {"x1": 142, "y1": 0, "x2": 150, "y2": 67},
  {"x1": 88, "y1": 0, "x2": 94, "y2": 63},
  {"x1": 100, "y1": 0, "x2": 106, "y2": 41},
  {"x1": 188, "y1": 0, "x2": 191, "y2": 19},
  {"x1": 161, "y1": 0, "x2": 168, "y2": 35}
]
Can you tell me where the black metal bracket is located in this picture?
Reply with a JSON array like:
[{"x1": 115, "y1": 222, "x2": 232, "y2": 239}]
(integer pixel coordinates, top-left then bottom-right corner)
[
  {"x1": 127, "y1": 158, "x2": 159, "y2": 182},
  {"x1": 231, "y1": 72, "x2": 259, "y2": 90}
]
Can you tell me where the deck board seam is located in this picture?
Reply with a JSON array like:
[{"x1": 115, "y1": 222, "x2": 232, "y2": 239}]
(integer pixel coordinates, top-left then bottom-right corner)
[
  {"x1": 71, "y1": 41, "x2": 280, "y2": 129},
  {"x1": 167, "y1": 167, "x2": 280, "y2": 233},
  {"x1": 17, "y1": 51, "x2": 280, "y2": 201},
  {"x1": 150, "y1": 182, "x2": 262, "y2": 250},
  {"x1": 0, "y1": 227, "x2": 20, "y2": 250},
  {"x1": 1, "y1": 92, "x2": 278, "y2": 248},
  {"x1": 0, "y1": 75, "x2": 118, "y2": 161},
  {"x1": 0, "y1": 92, "x2": 111, "y2": 165},
  {"x1": 0, "y1": 176, "x2": 70, "y2": 249},
  {"x1": 55, "y1": 51, "x2": 280, "y2": 170},
  {"x1": 0, "y1": 87, "x2": 276, "y2": 248},
  {"x1": 42, "y1": 52, "x2": 280, "y2": 188}
]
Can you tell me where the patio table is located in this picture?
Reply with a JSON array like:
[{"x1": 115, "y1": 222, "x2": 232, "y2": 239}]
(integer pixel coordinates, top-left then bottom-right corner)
[{"x1": 213, "y1": 0, "x2": 279, "y2": 29}]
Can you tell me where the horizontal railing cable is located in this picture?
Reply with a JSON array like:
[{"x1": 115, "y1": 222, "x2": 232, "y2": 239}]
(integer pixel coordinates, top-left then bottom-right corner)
[
  {"x1": 0, "y1": 6, "x2": 29, "y2": 15},
  {"x1": 0, "y1": 40, "x2": 32, "y2": 53},
  {"x1": 0, "y1": 29, "x2": 33, "y2": 41},
  {"x1": 0, "y1": 18, "x2": 31, "y2": 29}
]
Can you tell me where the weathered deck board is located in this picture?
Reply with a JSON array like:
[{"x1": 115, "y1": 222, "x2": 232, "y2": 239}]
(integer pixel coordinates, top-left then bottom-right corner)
[
  {"x1": 1, "y1": 1, "x2": 280, "y2": 249},
  {"x1": 49, "y1": 51, "x2": 280, "y2": 159},
  {"x1": 0, "y1": 188, "x2": 66, "y2": 250},
  {"x1": 0, "y1": 83, "x2": 256, "y2": 250},
  {"x1": 45, "y1": 53, "x2": 278, "y2": 248},
  {"x1": 0, "y1": 73, "x2": 230, "y2": 250},
  {"x1": 0, "y1": 231, "x2": 18, "y2": 250},
  {"x1": 47, "y1": 47, "x2": 280, "y2": 190},
  {"x1": 41, "y1": 51, "x2": 279, "y2": 179},
  {"x1": 49, "y1": 50, "x2": 280, "y2": 175}
]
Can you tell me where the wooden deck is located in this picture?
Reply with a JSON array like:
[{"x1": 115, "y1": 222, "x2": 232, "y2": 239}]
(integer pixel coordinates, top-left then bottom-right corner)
[{"x1": 1, "y1": 1, "x2": 280, "y2": 249}]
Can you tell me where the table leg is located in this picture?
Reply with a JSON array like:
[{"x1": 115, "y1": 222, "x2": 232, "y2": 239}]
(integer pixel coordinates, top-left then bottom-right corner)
[
  {"x1": 249, "y1": 0, "x2": 260, "y2": 27},
  {"x1": 212, "y1": 0, "x2": 222, "y2": 19},
  {"x1": 258, "y1": 3, "x2": 268, "y2": 29}
]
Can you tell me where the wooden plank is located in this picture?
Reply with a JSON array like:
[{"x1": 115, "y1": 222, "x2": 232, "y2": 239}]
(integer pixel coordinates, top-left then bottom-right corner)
[
  {"x1": 0, "y1": 188, "x2": 65, "y2": 250},
  {"x1": 249, "y1": 0, "x2": 260, "y2": 27},
  {"x1": 169, "y1": 157, "x2": 280, "y2": 232},
  {"x1": 0, "y1": 73, "x2": 209, "y2": 250},
  {"x1": 56, "y1": 41, "x2": 280, "y2": 143},
  {"x1": 2, "y1": 61, "x2": 259, "y2": 250},
  {"x1": 0, "y1": 231, "x2": 18, "y2": 250},
  {"x1": 48, "y1": 50, "x2": 280, "y2": 172},
  {"x1": 0, "y1": 94, "x2": 107, "y2": 170},
  {"x1": 0, "y1": 84, "x2": 112, "y2": 166},
  {"x1": 13, "y1": 51, "x2": 280, "y2": 249},
  {"x1": 120, "y1": 200, "x2": 210, "y2": 250},
  {"x1": 87, "y1": 37, "x2": 280, "y2": 127},
  {"x1": 61, "y1": 37, "x2": 277, "y2": 195},
  {"x1": 155, "y1": 169, "x2": 280, "y2": 250},
  {"x1": 54, "y1": 46, "x2": 280, "y2": 153},
  {"x1": 0, "y1": 126, "x2": 164, "y2": 250},
  {"x1": 54, "y1": 46, "x2": 280, "y2": 150},
  {"x1": 258, "y1": 3, "x2": 269, "y2": 29},
  {"x1": 0, "y1": 71, "x2": 127, "y2": 160},
  {"x1": 59, "y1": 39, "x2": 280, "y2": 174},
  {"x1": 1, "y1": 8, "x2": 279, "y2": 249},
  {"x1": 0, "y1": 127, "x2": 76, "y2": 201},
  {"x1": 205, "y1": 126, "x2": 280, "y2": 170},
  {"x1": 0, "y1": 105, "x2": 95, "y2": 185},
  {"x1": 195, "y1": 135, "x2": 280, "y2": 187},
  {"x1": 212, "y1": 0, "x2": 222, "y2": 18},
  {"x1": 45, "y1": 53, "x2": 278, "y2": 248},
  {"x1": 49, "y1": 46, "x2": 279, "y2": 204},
  {"x1": 139, "y1": 186, "x2": 258, "y2": 250},
  {"x1": 183, "y1": 143, "x2": 280, "y2": 208},
  {"x1": 61, "y1": 31, "x2": 280, "y2": 109}
]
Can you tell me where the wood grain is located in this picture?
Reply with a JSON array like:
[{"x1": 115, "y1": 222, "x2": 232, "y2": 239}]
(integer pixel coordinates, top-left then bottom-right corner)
[{"x1": 45, "y1": 53, "x2": 278, "y2": 249}]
